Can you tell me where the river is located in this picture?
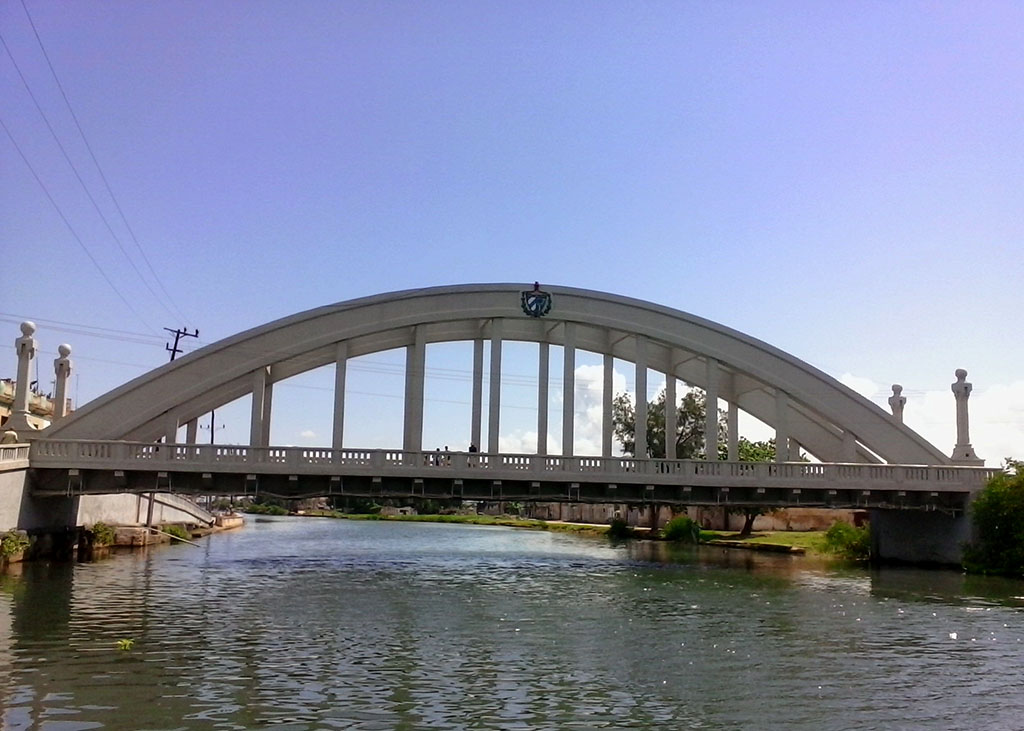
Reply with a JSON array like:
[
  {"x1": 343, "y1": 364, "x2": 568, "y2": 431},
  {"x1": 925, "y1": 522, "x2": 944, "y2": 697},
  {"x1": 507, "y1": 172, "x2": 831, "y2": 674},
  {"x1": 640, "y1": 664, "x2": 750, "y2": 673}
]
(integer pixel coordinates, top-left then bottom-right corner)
[{"x1": 2, "y1": 517, "x2": 1023, "y2": 730}]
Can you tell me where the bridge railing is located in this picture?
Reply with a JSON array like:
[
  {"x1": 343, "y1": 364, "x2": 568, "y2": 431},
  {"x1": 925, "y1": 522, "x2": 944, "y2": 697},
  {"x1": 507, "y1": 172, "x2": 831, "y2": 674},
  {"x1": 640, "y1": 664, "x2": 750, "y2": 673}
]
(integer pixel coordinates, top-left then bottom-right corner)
[{"x1": 28, "y1": 439, "x2": 1000, "y2": 490}]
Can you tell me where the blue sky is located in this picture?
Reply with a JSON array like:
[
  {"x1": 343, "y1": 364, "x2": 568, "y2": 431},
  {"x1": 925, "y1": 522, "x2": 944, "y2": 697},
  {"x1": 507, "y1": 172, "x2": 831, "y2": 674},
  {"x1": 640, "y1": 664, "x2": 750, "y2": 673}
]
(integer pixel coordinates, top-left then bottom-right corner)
[{"x1": 2, "y1": 1, "x2": 1022, "y2": 461}]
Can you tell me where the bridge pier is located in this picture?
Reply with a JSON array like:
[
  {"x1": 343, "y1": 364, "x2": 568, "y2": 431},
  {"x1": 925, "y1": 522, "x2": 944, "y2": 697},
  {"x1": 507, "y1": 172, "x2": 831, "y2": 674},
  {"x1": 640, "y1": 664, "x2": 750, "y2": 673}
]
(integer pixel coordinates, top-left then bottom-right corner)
[{"x1": 869, "y1": 508, "x2": 972, "y2": 566}]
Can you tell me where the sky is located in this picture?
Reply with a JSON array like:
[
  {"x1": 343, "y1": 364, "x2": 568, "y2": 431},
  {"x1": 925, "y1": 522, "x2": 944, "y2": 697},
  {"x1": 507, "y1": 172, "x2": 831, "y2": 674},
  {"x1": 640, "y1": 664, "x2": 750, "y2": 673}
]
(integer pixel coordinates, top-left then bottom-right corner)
[{"x1": 1, "y1": 1, "x2": 1022, "y2": 463}]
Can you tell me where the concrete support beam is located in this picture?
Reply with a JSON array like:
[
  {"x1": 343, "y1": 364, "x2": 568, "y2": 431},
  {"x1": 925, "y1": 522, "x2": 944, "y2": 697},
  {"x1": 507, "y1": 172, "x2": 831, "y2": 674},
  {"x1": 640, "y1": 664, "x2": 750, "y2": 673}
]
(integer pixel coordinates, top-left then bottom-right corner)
[
  {"x1": 775, "y1": 390, "x2": 790, "y2": 462},
  {"x1": 403, "y1": 327, "x2": 426, "y2": 452},
  {"x1": 728, "y1": 400, "x2": 739, "y2": 461},
  {"x1": 163, "y1": 412, "x2": 179, "y2": 444},
  {"x1": 488, "y1": 319, "x2": 503, "y2": 453},
  {"x1": 635, "y1": 335, "x2": 648, "y2": 459},
  {"x1": 333, "y1": 341, "x2": 348, "y2": 450},
  {"x1": 665, "y1": 366, "x2": 677, "y2": 459},
  {"x1": 602, "y1": 351, "x2": 614, "y2": 457},
  {"x1": 249, "y1": 366, "x2": 269, "y2": 447},
  {"x1": 471, "y1": 338, "x2": 484, "y2": 452},
  {"x1": 538, "y1": 341, "x2": 550, "y2": 455},
  {"x1": 705, "y1": 357, "x2": 719, "y2": 460},
  {"x1": 260, "y1": 378, "x2": 273, "y2": 448},
  {"x1": 562, "y1": 322, "x2": 576, "y2": 457},
  {"x1": 842, "y1": 429, "x2": 857, "y2": 462},
  {"x1": 185, "y1": 418, "x2": 198, "y2": 444}
]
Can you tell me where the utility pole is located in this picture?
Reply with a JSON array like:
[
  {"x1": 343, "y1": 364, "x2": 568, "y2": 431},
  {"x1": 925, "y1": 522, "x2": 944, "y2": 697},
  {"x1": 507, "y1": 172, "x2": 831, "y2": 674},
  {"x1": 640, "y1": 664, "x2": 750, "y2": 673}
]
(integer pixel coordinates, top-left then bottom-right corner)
[{"x1": 164, "y1": 327, "x2": 199, "y2": 361}]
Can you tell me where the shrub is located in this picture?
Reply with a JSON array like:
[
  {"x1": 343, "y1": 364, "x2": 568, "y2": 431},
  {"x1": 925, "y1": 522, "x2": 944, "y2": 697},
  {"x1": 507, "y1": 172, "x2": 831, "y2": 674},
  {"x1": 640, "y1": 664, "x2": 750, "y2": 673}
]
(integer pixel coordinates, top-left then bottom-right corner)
[
  {"x1": 607, "y1": 518, "x2": 632, "y2": 540},
  {"x1": 242, "y1": 503, "x2": 289, "y2": 515},
  {"x1": 963, "y1": 461, "x2": 1024, "y2": 576},
  {"x1": 823, "y1": 521, "x2": 870, "y2": 560},
  {"x1": 662, "y1": 515, "x2": 701, "y2": 543},
  {"x1": 163, "y1": 524, "x2": 191, "y2": 541},
  {"x1": 1, "y1": 530, "x2": 29, "y2": 558},
  {"x1": 91, "y1": 522, "x2": 116, "y2": 546}
]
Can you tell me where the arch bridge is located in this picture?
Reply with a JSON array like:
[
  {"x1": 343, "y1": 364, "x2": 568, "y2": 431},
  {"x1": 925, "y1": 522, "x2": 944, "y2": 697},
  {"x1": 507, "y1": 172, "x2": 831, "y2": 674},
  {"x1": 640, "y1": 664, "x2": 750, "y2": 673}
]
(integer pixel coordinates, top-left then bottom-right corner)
[{"x1": 30, "y1": 284, "x2": 993, "y2": 512}]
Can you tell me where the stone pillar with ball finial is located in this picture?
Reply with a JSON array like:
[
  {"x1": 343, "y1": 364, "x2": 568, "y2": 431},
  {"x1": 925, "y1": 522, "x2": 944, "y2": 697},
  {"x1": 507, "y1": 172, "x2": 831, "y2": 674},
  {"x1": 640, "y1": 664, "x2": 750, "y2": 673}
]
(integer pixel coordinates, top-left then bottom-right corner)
[
  {"x1": 950, "y1": 369, "x2": 983, "y2": 465},
  {"x1": 53, "y1": 343, "x2": 73, "y2": 421},
  {"x1": 5, "y1": 321, "x2": 39, "y2": 435}
]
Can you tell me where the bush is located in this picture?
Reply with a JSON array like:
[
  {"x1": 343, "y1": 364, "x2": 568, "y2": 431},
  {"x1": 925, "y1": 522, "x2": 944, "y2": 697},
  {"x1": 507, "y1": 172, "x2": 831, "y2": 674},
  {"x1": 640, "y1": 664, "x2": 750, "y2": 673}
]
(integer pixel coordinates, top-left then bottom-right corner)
[
  {"x1": 607, "y1": 518, "x2": 632, "y2": 540},
  {"x1": 242, "y1": 503, "x2": 289, "y2": 515},
  {"x1": 963, "y1": 462, "x2": 1024, "y2": 576},
  {"x1": 163, "y1": 524, "x2": 191, "y2": 541},
  {"x1": 1, "y1": 530, "x2": 29, "y2": 557},
  {"x1": 91, "y1": 522, "x2": 116, "y2": 546},
  {"x1": 823, "y1": 521, "x2": 870, "y2": 560},
  {"x1": 662, "y1": 515, "x2": 701, "y2": 543}
]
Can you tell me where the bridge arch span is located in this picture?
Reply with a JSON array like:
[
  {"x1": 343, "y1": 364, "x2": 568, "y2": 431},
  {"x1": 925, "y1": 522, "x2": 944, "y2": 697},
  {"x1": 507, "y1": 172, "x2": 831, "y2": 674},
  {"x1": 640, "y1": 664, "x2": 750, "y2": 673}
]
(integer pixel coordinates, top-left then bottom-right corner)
[{"x1": 44, "y1": 284, "x2": 948, "y2": 465}]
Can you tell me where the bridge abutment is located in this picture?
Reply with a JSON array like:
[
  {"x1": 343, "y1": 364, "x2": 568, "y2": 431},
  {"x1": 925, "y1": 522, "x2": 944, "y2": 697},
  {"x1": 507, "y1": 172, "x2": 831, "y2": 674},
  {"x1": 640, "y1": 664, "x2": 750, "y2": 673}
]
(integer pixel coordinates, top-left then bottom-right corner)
[{"x1": 869, "y1": 508, "x2": 972, "y2": 566}]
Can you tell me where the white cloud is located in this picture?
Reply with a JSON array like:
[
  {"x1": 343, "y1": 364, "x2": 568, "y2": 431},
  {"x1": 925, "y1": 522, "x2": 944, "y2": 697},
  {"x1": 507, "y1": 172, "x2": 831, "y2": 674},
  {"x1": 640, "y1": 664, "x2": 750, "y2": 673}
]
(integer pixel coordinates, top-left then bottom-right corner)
[
  {"x1": 840, "y1": 373, "x2": 1024, "y2": 465},
  {"x1": 900, "y1": 380, "x2": 1024, "y2": 465},
  {"x1": 839, "y1": 372, "x2": 880, "y2": 399}
]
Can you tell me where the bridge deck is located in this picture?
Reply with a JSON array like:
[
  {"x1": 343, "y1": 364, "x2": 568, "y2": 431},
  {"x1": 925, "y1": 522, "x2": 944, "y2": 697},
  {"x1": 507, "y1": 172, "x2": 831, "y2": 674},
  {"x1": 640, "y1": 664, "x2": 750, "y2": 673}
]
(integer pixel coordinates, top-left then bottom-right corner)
[{"x1": 27, "y1": 440, "x2": 997, "y2": 512}]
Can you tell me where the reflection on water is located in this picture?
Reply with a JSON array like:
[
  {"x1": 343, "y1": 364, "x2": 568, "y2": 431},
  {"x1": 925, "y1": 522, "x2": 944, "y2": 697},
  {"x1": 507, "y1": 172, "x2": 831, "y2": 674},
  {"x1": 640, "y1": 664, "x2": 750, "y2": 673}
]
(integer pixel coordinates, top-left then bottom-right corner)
[{"x1": 2, "y1": 517, "x2": 1024, "y2": 730}]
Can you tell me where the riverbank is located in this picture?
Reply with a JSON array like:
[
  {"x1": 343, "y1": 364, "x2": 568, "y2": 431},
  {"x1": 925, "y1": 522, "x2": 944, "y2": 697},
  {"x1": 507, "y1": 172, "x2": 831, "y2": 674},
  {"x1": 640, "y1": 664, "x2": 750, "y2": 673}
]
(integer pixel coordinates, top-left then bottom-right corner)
[
  {"x1": 291, "y1": 509, "x2": 830, "y2": 553},
  {"x1": 299, "y1": 510, "x2": 615, "y2": 536}
]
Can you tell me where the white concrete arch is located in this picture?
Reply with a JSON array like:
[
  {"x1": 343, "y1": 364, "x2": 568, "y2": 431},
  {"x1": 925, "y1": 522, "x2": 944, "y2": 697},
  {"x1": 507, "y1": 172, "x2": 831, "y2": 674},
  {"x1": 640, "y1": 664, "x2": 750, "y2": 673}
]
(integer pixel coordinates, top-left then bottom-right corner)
[{"x1": 44, "y1": 284, "x2": 949, "y2": 465}]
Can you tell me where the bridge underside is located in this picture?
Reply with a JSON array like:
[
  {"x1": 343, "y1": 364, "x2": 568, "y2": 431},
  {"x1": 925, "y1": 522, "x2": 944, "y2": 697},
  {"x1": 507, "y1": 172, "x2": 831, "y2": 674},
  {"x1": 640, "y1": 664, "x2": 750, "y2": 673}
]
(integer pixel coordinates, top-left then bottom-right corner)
[{"x1": 30, "y1": 467, "x2": 971, "y2": 515}]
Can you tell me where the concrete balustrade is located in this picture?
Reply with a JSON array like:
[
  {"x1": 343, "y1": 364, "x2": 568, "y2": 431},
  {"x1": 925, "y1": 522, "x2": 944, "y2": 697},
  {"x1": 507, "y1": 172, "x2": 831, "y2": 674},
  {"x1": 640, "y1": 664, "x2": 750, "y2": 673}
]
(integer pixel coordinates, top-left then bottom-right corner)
[{"x1": 28, "y1": 439, "x2": 996, "y2": 509}]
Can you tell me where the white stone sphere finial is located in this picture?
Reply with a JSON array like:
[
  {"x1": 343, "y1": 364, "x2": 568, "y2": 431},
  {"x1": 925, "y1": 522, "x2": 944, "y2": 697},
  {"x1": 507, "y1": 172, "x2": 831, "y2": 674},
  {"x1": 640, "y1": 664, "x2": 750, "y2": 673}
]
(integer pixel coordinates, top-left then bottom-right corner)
[
  {"x1": 58, "y1": 343, "x2": 72, "y2": 357},
  {"x1": 20, "y1": 321, "x2": 36, "y2": 337}
]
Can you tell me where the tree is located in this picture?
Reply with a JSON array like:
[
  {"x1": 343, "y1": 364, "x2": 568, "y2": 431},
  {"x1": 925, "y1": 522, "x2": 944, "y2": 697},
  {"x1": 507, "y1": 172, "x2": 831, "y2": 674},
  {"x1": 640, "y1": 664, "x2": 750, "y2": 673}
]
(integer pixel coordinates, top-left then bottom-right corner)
[
  {"x1": 611, "y1": 387, "x2": 725, "y2": 458},
  {"x1": 719, "y1": 437, "x2": 776, "y2": 462},
  {"x1": 963, "y1": 459, "x2": 1024, "y2": 576},
  {"x1": 724, "y1": 438, "x2": 776, "y2": 536},
  {"x1": 612, "y1": 392, "x2": 791, "y2": 538}
]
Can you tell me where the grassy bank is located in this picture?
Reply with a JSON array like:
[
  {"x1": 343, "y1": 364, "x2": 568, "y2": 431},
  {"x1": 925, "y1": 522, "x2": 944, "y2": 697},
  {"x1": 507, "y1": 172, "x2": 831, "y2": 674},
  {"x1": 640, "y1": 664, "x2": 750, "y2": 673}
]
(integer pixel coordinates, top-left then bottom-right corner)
[
  {"x1": 301, "y1": 511, "x2": 612, "y2": 535},
  {"x1": 700, "y1": 530, "x2": 828, "y2": 555},
  {"x1": 284, "y1": 507, "x2": 835, "y2": 552}
]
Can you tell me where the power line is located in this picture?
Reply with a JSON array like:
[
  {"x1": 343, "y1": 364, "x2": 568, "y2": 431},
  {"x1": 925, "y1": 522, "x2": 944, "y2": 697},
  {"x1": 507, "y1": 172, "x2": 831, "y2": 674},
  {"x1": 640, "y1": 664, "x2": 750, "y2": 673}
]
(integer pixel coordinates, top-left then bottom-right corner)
[
  {"x1": 17, "y1": 0, "x2": 193, "y2": 326},
  {"x1": 0, "y1": 113, "x2": 156, "y2": 331},
  {"x1": 0, "y1": 30, "x2": 175, "y2": 327}
]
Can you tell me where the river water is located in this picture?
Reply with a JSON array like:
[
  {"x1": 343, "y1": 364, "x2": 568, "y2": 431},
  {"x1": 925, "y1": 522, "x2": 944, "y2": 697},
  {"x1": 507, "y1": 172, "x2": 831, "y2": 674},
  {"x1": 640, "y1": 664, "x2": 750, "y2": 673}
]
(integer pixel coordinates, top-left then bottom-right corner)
[{"x1": 2, "y1": 517, "x2": 1024, "y2": 730}]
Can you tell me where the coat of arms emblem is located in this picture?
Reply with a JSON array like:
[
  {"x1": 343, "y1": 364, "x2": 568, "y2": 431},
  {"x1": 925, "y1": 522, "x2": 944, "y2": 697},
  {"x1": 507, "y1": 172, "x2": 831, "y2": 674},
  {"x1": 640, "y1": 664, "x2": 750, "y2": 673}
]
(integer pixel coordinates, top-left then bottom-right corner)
[{"x1": 520, "y1": 282, "x2": 553, "y2": 318}]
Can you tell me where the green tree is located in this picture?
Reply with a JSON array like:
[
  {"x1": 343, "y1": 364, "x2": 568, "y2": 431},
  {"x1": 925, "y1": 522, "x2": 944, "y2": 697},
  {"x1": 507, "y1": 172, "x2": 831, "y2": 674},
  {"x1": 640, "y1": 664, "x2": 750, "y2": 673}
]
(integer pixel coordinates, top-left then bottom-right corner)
[
  {"x1": 612, "y1": 393, "x2": 788, "y2": 538},
  {"x1": 723, "y1": 438, "x2": 777, "y2": 536},
  {"x1": 720, "y1": 437, "x2": 776, "y2": 462},
  {"x1": 611, "y1": 388, "x2": 725, "y2": 458},
  {"x1": 963, "y1": 459, "x2": 1024, "y2": 576}
]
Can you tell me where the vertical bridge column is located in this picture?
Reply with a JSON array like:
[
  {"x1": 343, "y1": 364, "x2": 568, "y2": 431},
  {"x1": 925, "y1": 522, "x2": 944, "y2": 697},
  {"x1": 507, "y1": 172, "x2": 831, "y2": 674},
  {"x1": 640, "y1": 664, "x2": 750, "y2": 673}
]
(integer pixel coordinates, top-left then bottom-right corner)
[
  {"x1": 774, "y1": 390, "x2": 790, "y2": 462},
  {"x1": 471, "y1": 337, "x2": 483, "y2": 451},
  {"x1": 635, "y1": 335, "x2": 648, "y2": 459},
  {"x1": 249, "y1": 366, "x2": 272, "y2": 447},
  {"x1": 602, "y1": 349, "x2": 613, "y2": 458},
  {"x1": 664, "y1": 351, "x2": 677, "y2": 459},
  {"x1": 537, "y1": 340, "x2": 549, "y2": 455},
  {"x1": 488, "y1": 319, "x2": 503, "y2": 453},
  {"x1": 562, "y1": 322, "x2": 576, "y2": 457},
  {"x1": 727, "y1": 401, "x2": 739, "y2": 461},
  {"x1": 333, "y1": 341, "x2": 348, "y2": 450},
  {"x1": 704, "y1": 357, "x2": 719, "y2": 460},
  {"x1": 403, "y1": 327, "x2": 426, "y2": 452}
]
